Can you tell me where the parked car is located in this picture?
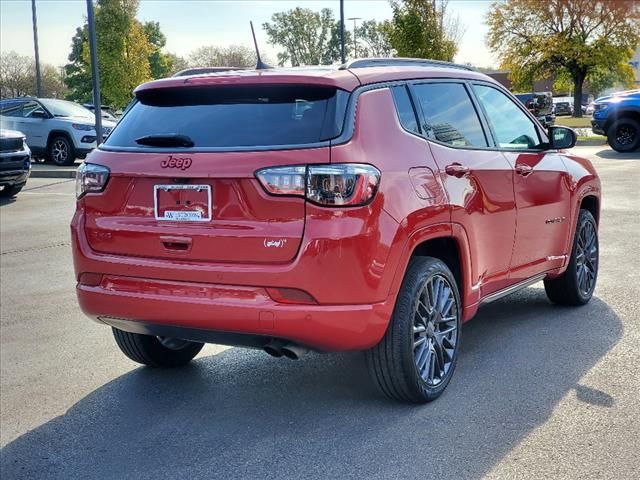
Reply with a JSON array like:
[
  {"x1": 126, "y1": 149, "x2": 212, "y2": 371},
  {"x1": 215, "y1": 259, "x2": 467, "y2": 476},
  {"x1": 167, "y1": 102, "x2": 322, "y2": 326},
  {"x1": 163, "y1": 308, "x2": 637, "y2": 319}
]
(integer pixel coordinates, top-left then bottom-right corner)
[
  {"x1": 591, "y1": 89, "x2": 640, "y2": 152},
  {"x1": 553, "y1": 100, "x2": 573, "y2": 116},
  {"x1": 83, "y1": 104, "x2": 118, "y2": 122},
  {"x1": 0, "y1": 98, "x2": 116, "y2": 166},
  {"x1": 72, "y1": 58, "x2": 601, "y2": 403},
  {"x1": 0, "y1": 129, "x2": 31, "y2": 198},
  {"x1": 514, "y1": 92, "x2": 555, "y2": 127}
]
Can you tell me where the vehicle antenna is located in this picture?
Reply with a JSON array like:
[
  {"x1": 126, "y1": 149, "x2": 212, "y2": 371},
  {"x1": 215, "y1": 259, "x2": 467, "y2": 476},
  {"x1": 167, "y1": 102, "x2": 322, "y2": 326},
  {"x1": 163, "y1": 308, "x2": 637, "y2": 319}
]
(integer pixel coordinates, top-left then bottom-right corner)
[{"x1": 250, "y1": 21, "x2": 270, "y2": 70}]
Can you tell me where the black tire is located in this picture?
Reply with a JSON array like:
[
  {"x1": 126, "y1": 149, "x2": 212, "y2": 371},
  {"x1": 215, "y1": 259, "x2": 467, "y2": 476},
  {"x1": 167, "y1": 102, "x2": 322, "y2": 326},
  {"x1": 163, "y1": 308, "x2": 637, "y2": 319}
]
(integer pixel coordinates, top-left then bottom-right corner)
[
  {"x1": 365, "y1": 257, "x2": 462, "y2": 403},
  {"x1": 607, "y1": 118, "x2": 640, "y2": 153},
  {"x1": 112, "y1": 327, "x2": 204, "y2": 367},
  {"x1": 0, "y1": 183, "x2": 25, "y2": 198},
  {"x1": 48, "y1": 135, "x2": 76, "y2": 166},
  {"x1": 544, "y1": 209, "x2": 599, "y2": 306}
]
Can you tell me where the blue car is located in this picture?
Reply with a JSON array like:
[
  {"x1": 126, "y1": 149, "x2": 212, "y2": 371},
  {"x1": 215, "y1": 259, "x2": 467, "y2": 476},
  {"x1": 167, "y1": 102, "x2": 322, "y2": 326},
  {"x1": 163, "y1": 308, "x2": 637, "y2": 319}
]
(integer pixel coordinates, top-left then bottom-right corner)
[{"x1": 591, "y1": 90, "x2": 640, "y2": 152}]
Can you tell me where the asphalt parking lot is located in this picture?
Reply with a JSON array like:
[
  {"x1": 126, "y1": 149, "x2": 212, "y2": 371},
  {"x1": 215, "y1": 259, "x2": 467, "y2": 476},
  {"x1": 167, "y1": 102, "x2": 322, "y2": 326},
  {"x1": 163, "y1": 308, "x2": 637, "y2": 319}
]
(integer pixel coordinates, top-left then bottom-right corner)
[{"x1": 1, "y1": 145, "x2": 638, "y2": 479}]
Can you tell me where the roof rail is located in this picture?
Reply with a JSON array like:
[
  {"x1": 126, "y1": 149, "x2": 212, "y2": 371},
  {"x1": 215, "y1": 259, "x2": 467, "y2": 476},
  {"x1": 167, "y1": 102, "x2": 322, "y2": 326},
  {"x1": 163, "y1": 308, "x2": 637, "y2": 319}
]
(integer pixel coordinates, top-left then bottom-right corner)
[{"x1": 341, "y1": 58, "x2": 475, "y2": 71}]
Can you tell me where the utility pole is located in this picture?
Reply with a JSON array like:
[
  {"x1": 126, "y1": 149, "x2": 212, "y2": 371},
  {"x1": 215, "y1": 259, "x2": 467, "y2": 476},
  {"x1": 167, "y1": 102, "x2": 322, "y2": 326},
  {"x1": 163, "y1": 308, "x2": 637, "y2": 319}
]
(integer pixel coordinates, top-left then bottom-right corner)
[
  {"x1": 340, "y1": 0, "x2": 345, "y2": 64},
  {"x1": 347, "y1": 17, "x2": 361, "y2": 59},
  {"x1": 31, "y1": 0, "x2": 42, "y2": 97},
  {"x1": 86, "y1": 0, "x2": 103, "y2": 144}
]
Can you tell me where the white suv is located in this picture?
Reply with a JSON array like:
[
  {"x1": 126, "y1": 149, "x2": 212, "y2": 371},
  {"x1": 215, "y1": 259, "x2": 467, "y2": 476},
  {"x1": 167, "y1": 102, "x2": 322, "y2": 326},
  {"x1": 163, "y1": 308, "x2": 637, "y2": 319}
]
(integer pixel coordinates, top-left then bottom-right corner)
[{"x1": 0, "y1": 98, "x2": 116, "y2": 166}]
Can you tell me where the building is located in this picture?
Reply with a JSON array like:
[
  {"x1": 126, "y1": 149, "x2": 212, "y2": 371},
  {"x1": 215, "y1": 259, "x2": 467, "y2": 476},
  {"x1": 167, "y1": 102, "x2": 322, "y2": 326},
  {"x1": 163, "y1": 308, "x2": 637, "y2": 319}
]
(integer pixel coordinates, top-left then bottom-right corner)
[{"x1": 485, "y1": 70, "x2": 555, "y2": 93}]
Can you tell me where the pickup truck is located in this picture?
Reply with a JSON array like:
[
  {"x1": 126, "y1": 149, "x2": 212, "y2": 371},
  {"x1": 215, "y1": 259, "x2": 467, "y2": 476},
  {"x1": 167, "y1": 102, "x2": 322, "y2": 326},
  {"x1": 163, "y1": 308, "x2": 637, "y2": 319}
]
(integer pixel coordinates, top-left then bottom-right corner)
[{"x1": 591, "y1": 90, "x2": 640, "y2": 153}]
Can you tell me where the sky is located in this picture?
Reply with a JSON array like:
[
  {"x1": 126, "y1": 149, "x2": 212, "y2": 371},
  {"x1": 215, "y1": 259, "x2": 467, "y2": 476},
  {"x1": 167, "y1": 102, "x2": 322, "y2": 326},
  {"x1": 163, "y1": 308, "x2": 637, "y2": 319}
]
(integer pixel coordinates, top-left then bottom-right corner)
[{"x1": 0, "y1": 0, "x2": 497, "y2": 69}]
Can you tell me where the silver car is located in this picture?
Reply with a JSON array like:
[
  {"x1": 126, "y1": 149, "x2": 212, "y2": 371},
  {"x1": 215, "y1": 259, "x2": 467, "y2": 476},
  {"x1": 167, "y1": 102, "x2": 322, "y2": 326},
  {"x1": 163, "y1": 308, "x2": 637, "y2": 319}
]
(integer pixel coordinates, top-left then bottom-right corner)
[{"x1": 0, "y1": 98, "x2": 116, "y2": 166}]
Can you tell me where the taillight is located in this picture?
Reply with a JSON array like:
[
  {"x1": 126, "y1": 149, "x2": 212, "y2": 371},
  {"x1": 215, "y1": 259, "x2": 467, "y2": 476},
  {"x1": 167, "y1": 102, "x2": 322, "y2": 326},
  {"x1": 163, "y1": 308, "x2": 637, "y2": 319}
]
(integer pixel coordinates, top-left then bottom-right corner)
[
  {"x1": 76, "y1": 163, "x2": 110, "y2": 199},
  {"x1": 255, "y1": 163, "x2": 380, "y2": 207},
  {"x1": 255, "y1": 166, "x2": 306, "y2": 196}
]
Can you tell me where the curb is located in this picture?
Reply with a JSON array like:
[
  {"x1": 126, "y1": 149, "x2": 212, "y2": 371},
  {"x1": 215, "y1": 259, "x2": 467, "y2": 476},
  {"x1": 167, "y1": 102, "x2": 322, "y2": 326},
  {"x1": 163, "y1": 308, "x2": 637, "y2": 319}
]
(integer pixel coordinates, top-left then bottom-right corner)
[
  {"x1": 575, "y1": 139, "x2": 607, "y2": 147},
  {"x1": 30, "y1": 169, "x2": 77, "y2": 179}
]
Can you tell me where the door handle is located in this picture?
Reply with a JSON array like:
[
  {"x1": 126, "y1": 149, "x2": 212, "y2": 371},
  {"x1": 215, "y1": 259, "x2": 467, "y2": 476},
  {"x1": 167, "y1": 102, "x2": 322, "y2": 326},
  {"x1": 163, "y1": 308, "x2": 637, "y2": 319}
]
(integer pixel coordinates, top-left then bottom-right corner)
[
  {"x1": 515, "y1": 164, "x2": 533, "y2": 177},
  {"x1": 444, "y1": 163, "x2": 470, "y2": 178}
]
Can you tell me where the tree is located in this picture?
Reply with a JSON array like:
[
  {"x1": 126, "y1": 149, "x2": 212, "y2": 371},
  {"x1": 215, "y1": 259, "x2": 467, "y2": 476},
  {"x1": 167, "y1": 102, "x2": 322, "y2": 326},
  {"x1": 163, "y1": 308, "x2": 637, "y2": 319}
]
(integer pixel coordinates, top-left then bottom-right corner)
[
  {"x1": 167, "y1": 53, "x2": 189, "y2": 75},
  {"x1": 143, "y1": 21, "x2": 174, "y2": 78},
  {"x1": 90, "y1": 0, "x2": 151, "y2": 109},
  {"x1": 356, "y1": 20, "x2": 394, "y2": 58},
  {"x1": 386, "y1": 0, "x2": 463, "y2": 61},
  {"x1": 188, "y1": 45, "x2": 256, "y2": 68},
  {"x1": 1, "y1": 51, "x2": 66, "y2": 98},
  {"x1": 263, "y1": 7, "x2": 350, "y2": 66},
  {"x1": 64, "y1": 0, "x2": 158, "y2": 109},
  {"x1": 64, "y1": 26, "x2": 93, "y2": 103},
  {"x1": 487, "y1": 0, "x2": 640, "y2": 117}
]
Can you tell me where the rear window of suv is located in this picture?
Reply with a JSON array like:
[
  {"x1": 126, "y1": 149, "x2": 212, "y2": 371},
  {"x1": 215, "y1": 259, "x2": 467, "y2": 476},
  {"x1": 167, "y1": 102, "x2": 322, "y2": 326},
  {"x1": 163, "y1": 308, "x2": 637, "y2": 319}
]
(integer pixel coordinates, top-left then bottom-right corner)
[{"x1": 104, "y1": 85, "x2": 349, "y2": 149}]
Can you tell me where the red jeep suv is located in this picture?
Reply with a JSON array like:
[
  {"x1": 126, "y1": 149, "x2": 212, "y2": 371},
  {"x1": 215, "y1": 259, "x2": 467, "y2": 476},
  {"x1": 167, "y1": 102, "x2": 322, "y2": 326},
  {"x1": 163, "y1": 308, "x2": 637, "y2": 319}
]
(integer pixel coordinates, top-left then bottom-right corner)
[{"x1": 71, "y1": 59, "x2": 601, "y2": 403}]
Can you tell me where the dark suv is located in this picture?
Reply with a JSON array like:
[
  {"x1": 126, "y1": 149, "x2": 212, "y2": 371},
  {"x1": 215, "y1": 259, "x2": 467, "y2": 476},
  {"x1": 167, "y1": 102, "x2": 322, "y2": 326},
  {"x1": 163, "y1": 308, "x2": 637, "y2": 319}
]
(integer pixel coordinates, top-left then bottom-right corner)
[{"x1": 72, "y1": 59, "x2": 601, "y2": 403}]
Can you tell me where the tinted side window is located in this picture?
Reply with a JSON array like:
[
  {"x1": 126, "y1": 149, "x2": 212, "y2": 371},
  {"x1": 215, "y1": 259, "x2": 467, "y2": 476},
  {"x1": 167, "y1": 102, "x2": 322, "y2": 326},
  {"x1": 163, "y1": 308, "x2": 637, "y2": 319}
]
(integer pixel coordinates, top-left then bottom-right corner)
[
  {"x1": 390, "y1": 86, "x2": 419, "y2": 134},
  {"x1": 413, "y1": 83, "x2": 487, "y2": 148},
  {"x1": 473, "y1": 84, "x2": 541, "y2": 150},
  {"x1": 0, "y1": 100, "x2": 26, "y2": 117}
]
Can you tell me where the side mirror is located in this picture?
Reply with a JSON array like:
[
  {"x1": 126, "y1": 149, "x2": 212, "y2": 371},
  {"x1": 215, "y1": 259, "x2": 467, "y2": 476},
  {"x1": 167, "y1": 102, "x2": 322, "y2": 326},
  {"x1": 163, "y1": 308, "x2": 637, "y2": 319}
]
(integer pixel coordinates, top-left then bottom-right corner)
[
  {"x1": 548, "y1": 126, "x2": 576, "y2": 149},
  {"x1": 29, "y1": 110, "x2": 48, "y2": 119}
]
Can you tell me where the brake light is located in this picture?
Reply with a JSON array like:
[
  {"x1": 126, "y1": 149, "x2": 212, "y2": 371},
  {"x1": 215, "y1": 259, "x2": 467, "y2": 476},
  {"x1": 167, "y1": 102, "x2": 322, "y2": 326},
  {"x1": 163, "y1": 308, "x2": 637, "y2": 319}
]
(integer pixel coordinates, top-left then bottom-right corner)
[
  {"x1": 76, "y1": 163, "x2": 110, "y2": 199},
  {"x1": 255, "y1": 164, "x2": 380, "y2": 207}
]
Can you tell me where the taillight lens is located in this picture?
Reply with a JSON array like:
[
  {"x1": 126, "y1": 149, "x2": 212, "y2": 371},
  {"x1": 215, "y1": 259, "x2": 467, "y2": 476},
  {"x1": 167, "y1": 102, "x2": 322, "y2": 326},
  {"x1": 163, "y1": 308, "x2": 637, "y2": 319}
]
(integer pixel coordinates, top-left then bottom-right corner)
[
  {"x1": 255, "y1": 166, "x2": 306, "y2": 196},
  {"x1": 76, "y1": 163, "x2": 110, "y2": 199},
  {"x1": 256, "y1": 163, "x2": 380, "y2": 207}
]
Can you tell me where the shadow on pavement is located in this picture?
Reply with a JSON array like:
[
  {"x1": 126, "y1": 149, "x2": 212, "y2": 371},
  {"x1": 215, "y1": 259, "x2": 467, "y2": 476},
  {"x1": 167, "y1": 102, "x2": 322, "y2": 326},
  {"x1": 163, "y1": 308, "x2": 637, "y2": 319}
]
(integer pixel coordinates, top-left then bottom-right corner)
[
  {"x1": 595, "y1": 148, "x2": 640, "y2": 160},
  {"x1": 0, "y1": 289, "x2": 622, "y2": 479}
]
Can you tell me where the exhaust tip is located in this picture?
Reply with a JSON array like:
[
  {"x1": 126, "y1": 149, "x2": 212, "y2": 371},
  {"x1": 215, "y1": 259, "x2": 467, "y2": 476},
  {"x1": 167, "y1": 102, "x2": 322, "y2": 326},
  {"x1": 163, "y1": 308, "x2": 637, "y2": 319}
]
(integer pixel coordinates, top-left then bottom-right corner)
[
  {"x1": 264, "y1": 344, "x2": 283, "y2": 358},
  {"x1": 280, "y1": 348, "x2": 299, "y2": 360}
]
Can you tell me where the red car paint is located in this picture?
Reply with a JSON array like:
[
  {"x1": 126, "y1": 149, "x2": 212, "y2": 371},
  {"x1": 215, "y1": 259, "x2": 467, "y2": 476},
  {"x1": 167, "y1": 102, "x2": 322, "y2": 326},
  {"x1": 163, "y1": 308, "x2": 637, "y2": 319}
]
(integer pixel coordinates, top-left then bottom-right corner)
[{"x1": 71, "y1": 64, "x2": 600, "y2": 352}]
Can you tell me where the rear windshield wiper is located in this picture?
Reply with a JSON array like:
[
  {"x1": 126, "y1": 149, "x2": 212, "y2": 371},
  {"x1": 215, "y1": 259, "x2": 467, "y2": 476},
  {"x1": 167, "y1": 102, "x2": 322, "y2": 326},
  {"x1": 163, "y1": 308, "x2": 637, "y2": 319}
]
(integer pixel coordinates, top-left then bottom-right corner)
[{"x1": 135, "y1": 134, "x2": 194, "y2": 148}]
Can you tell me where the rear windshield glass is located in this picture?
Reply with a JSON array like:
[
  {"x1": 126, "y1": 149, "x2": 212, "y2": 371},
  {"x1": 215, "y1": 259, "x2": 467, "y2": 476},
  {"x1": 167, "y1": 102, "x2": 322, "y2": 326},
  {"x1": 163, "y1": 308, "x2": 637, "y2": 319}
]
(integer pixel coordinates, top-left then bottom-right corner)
[{"x1": 104, "y1": 85, "x2": 349, "y2": 149}]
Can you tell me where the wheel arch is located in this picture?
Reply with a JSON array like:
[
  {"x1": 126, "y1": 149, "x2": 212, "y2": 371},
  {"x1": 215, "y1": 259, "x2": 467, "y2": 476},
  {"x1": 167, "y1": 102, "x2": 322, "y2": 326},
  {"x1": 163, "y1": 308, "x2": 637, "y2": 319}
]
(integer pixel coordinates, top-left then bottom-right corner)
[
  {"x1": 46, "y1": 130, "x2": 74, "y2": 150},
  {"x1": 605, "y1": 107, "x2": 640, "y2": 130},
  {"x1": 389, "y1": 223, "x2": 478, "y2": 322},
  {"x1": 580, "y1": 195, "x2": 600, "y2": 225}
]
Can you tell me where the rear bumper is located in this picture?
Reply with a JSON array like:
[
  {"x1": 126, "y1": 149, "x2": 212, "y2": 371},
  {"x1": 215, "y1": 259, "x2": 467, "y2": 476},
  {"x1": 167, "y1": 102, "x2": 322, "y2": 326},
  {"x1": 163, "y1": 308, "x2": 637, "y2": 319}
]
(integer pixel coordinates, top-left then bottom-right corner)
[
  {"x1": 71, "y1": 207, "x2": 398, "y2": 352},
  {"x1": 77, "y1": 275, "x2": 393, "y2": 351}
]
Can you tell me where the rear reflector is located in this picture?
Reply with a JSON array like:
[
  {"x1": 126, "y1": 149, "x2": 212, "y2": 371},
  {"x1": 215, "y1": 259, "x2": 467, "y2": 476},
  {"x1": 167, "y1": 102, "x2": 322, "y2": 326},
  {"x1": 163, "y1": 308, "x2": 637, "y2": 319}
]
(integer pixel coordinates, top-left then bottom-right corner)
[
  {"x1": 78, "y1": 272, "x2": 103, "y2": 287},
  {"x1": 266, "y1": 287, "x2": 318, "y2": 305}
]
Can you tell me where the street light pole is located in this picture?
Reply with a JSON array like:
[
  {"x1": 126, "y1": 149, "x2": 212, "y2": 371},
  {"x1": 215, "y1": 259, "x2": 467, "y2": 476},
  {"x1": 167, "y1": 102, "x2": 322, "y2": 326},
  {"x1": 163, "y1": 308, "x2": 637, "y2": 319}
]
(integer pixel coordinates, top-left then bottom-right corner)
[
  {"x1": 31, "y1": 0, "x2": 42, "y2": 97},
  {"x1": 86, "y1": 0, "x2": 103, "y2": 145},
  {"x1": 340, "y1": 0, "x2": 345, "y2": 64},
  {"x1": 347, "y1": 17, "x2": 361, "y2": 59}
]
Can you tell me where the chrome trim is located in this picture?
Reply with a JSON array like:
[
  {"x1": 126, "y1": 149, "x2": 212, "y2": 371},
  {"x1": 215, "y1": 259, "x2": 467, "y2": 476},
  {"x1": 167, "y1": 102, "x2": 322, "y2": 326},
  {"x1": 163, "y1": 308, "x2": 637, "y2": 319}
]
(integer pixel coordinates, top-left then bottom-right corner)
[{"x1": 479, "y1": 274, "x2": 546, "y2": 305}]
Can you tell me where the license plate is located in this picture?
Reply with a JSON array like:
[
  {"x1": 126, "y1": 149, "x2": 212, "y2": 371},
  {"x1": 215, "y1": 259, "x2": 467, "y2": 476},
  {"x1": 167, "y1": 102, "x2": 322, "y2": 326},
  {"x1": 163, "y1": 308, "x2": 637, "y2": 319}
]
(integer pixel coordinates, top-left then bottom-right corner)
[{"x1": 154, "y1": 184, "x2": 212, "y2": 222}]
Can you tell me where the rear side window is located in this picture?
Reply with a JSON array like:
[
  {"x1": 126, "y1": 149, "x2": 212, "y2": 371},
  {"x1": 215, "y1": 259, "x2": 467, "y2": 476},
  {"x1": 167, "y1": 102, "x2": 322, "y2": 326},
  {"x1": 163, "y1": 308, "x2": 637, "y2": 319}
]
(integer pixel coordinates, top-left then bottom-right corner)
[
  {"x1": 413, "y1": 83, "x2": 488, "y2": 148},
  {"x1": 391, "y1": 86, "x2": 420, "y2": 134},
  {"x1": 0, "y1": 100, "x2": 26, "y2": 117},
  {"x1": 105, "y1": 85, "x2": 349, "y2": 149}
]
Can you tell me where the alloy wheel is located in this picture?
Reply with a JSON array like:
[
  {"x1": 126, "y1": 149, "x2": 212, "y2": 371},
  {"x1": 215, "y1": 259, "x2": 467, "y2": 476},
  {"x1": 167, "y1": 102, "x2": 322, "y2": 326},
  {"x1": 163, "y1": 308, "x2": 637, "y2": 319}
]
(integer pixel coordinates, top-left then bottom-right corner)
[
  {"x1": 413, "y1": 274, "x2": 459, "y2": 386},
  {"x1": 615, "y1": 124, "x2": 636, "y2": 147},
  {"x1": 575, "y1": 220, "x2": 598, "y2": 296},
  {"x1": 52, "y1": 139, "x2": 68, "y2": 164}
]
